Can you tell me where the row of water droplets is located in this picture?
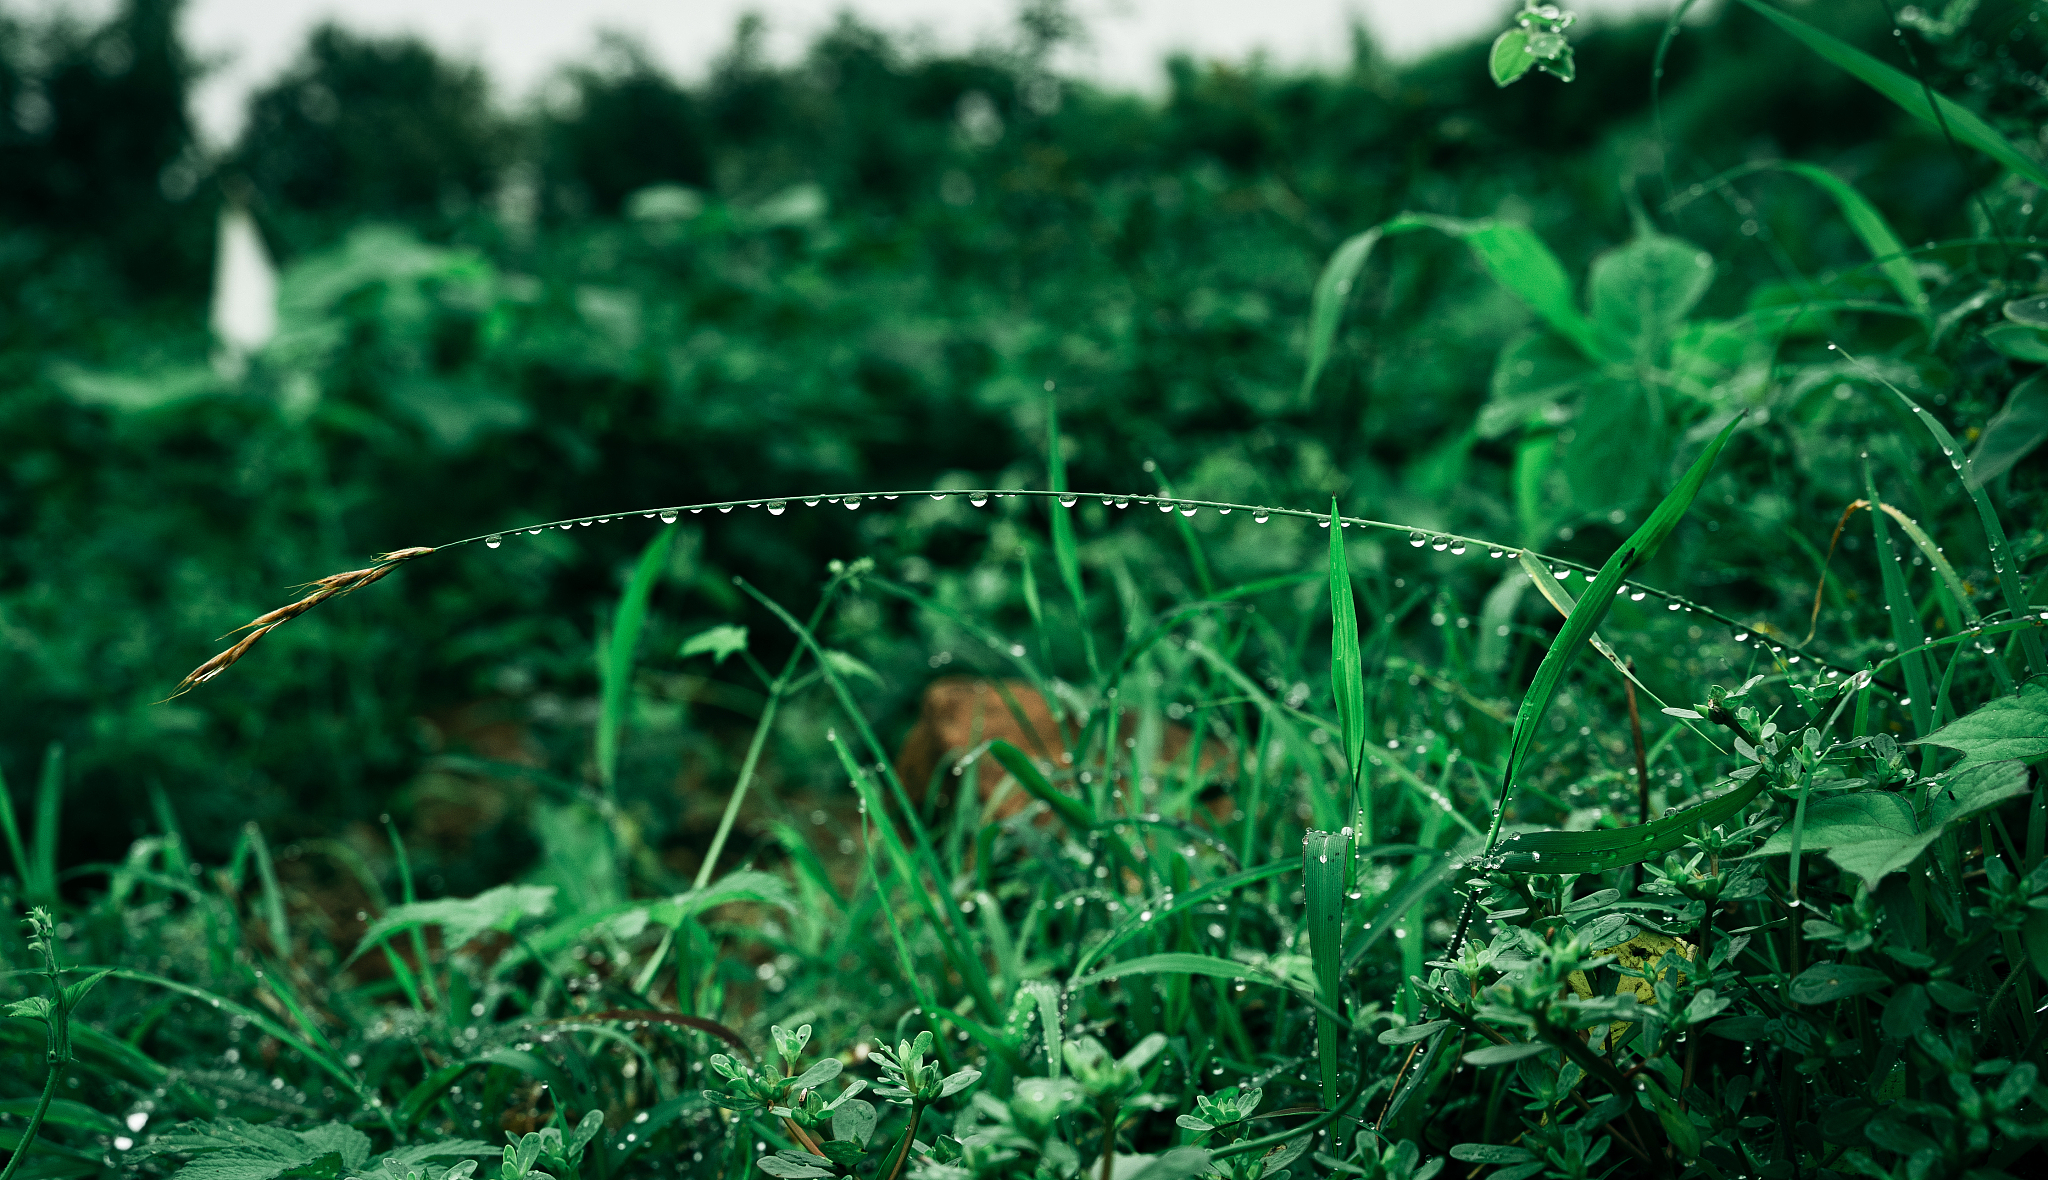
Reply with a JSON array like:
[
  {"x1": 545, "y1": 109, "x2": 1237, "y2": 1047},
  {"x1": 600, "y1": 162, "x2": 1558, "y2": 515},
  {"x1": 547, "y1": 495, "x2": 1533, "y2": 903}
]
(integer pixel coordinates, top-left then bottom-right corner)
[{"x1": 461, "y1": 485, "x2": 1874, "y2": 674}]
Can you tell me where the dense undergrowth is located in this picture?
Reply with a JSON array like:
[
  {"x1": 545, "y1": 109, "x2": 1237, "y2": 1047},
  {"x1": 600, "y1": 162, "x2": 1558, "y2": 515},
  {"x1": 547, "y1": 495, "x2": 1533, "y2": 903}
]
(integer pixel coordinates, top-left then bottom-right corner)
[{"x1": 3, "y1": 1, "x2": 2048, "y2": 1179}]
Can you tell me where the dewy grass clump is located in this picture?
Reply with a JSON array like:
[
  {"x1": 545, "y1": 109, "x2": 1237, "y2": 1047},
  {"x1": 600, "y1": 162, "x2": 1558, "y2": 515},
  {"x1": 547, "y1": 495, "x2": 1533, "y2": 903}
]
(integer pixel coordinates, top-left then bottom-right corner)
[{"x1": 6, "y1": 4, "x2": 2048, "y2": 1180}]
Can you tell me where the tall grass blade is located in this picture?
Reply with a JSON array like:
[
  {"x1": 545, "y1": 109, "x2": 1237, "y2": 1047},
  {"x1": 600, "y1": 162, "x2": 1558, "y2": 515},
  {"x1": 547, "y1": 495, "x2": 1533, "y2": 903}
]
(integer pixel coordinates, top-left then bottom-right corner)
[
  {"x1": 1871, "y1": 500, "x2": 2012, "y2": 691},
  {"x1": 1771, "y1": 162, "x2": 1928, "y2": 316},
  {"x1": 1487, "y1": 418, "x2": 1742, "y2": 841},
  {"x1": 1736, "y1": 0, "x2": 2048, "y2": 189},
  {"x1": 1866, "y1": 465, "x2": 1935, "y2": 737},
  {"x1": 0, "y1": 761, "x2": 30, "y2": 904},
  {"x1": 1488, "y1": 773, "x2": 1769, "y2": 874},
  {"x1": 1045, "y1": 399, "x2": 1098, "y2": 677},
  {"x1": 1328, "y1": 501, "x2": 1368, "y2": 833},
  {"x1": 1303, "y1": 829, "x2": 1347, "y2": 1105},
  {"x1": 31, "y1": 744, "x2": 61, "y2": 908},
  {"x1": 598, "y1": 528, "x2": 677, "y2": 795},
  {"x1": 244, "y1": 821, "x2": 291, "y2": 957},
  {"x1": 1870, "y1": 378, "x2": 2046, "y2": 676}
]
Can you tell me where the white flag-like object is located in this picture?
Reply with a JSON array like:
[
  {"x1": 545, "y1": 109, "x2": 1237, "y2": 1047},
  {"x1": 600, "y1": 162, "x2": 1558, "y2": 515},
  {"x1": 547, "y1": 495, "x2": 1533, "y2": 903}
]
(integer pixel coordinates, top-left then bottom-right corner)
[{"x1": 210, "y1": 204, "x2": 278, "y2": 379}]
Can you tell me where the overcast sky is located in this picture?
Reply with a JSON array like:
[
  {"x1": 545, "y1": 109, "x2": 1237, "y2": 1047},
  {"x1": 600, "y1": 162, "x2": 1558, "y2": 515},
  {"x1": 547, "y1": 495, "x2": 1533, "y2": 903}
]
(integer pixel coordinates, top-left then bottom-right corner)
[{"x1": 167, "y1": 0, "x2": 1676, "y2": 147}]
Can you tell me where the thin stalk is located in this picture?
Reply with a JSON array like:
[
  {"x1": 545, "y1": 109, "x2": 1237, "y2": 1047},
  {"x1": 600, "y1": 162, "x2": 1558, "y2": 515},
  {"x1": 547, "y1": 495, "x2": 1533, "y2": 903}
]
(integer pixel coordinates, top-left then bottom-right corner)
[
  {"x1": 694, "y1": 596, "x2": 832, "y2": 891},
  {"x1": 881, "y1": 1103, "x2": 925, "y2": 1180},
  {"x1": 0, "y1": 1060, "x2": 67, "y2": 1180}
]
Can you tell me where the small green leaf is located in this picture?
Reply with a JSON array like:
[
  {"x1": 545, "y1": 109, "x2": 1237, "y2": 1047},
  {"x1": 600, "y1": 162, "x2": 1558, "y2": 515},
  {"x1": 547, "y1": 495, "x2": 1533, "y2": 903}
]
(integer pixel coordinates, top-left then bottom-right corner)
[
  {"x1": 1489, "y1": 29, "x2": 1538, "y2": 87},
  {"x1": 1790, "y1": 962, "x2": 1892, "y2": 1004},
  {"x1": 1450, "y1": 1144, "x2": 1534, "y2": 1164},
  {"x1": 831, "y1": 1098, "x2": 876, "y2": 1147},
  {"x1": 1463, "y1": 1042, "x2": 1551, "y2": 1066},
  {"x1": 2005, "y1": 296, "x2": 2048, "y2": 328},
  {"x1": 348, "y1": 885, "x2": 556, "y2": 967},
  {"x1": 678, "y1": 624, "x2": 748, "y2": 664},
  {"x1": 1377, "y1": 1021, "x2": 1448, "y2": 1045},
  {"x1": 1983, "y1": 324, "x2": 2048, "y2": 363}
]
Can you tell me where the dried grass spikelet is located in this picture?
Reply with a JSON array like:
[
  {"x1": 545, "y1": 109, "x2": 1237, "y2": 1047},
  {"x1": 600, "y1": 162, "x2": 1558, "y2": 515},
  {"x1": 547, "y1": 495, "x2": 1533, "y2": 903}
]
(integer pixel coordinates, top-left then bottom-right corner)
[{"x1": 167, "y1": 546, "x2": 435, "y2": 699}]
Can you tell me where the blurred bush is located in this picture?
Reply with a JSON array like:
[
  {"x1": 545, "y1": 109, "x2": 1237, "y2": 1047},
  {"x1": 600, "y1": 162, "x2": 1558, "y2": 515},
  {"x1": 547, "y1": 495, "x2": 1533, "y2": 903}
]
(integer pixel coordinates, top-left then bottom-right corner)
[{"x1": 0, "y1": 0, "x2": 2036, "y2": 880}]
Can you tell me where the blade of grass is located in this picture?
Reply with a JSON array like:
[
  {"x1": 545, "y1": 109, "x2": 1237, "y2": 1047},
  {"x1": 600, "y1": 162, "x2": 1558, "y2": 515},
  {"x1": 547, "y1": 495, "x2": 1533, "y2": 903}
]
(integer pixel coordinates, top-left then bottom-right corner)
[
  {"x1": 598, "y1": 527, "x2": 678, "y2": 798},
  {"x1": 1489, "y1": 772, "x2": 1770, "y2": 874},
  {"x1": 1846, "y1": 353, "x2": 2048, "y2": 677},
  {"x1": 1872, "y1": 500, "x2": 2013, "y2": 692},
  {"x1": 243, "y1": 821, "x2": 291, "y2": 958},
  {"x1": 1303, "y1": 830, "x2": 1346, "y2": 1105},
  {"x1": 1302, "y1": 227, "x2": 1383, "y2": 400},
  {"x1": 1328, "y1": 501, "x2": 1369, "y2": 839},
  {"x1": 1046, "y1": 398, "x2": 1100, "y2": 679},
  {"x1": 0, "y1": 762, "x2": 29, "y2": 904},
  {"x1": 1865, "y1": 463, "x2": 1935, "y2": 738},
  {"x1": 1068, "y1": 860, "x2": 1298, "y2": 979},
  {"x1": 1458, "y1": 415, "x2": 1744, "y2": 953},
  {"x1": 1735, "y1": 0, "x2": 2048, "y2": 190},
  {"x1": 31, "y1": 745, "x2": 61, "y2": 909}
]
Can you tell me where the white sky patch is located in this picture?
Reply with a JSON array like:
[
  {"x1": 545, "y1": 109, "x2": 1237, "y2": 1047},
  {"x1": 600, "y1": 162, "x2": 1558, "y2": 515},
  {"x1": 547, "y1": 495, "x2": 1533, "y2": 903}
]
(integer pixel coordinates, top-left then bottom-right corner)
[{"x1": 177, "y1": 0, "x2": 1675, "y2": 148}]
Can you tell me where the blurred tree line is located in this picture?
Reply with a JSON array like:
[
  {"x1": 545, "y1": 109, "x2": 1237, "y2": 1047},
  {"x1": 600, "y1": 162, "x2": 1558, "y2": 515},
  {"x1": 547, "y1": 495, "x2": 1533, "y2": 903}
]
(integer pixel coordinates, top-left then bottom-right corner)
[{"x1": 0, "y1": 0, "x2": 2036, "y2": 883}]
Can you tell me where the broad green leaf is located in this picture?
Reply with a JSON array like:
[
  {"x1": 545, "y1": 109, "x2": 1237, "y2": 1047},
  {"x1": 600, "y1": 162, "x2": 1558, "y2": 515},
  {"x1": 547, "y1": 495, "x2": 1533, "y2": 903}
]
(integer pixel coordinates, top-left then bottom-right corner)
[
  {"x1": 1586, "y1": 232, "x2": 1715, "y2": 351},
  {"x1": 1789, "y1": 962, "x2": 1892, "y2": 1004},
  {"x1": 1561, "y1": 379, "x2": 1659, "y2": 515},
  {"x1": 1303, "y1": 830, "x2": 1346, "y2": 1102},
  {"x1": 1824, "y1": 830, "x2": 1945, "y2": 891},
  {"x1": 1121, "y1": 1147, "x2": 1216, "y2": 1180},
  {"x1": 348, "y1": 884, "x2": 556, "y2": 966},
  {"x1": 1480, "y1": 332, "x2": 1592, "y2": 439},
  {"x1": 1916, "y1": 680, "x2": 2048, "y2": 763},
  {"x1": 1756, "y1": 792, "x2": 1915, "y2": 854},
  {"x1": 678, "y1": 624, "x2": 748, "y2": 663},
  {"x1": 1967, "y1": 373, "x2": 2048, "y2": 489},
  {"x1": 1925, "y1": 760, "x2": 2032, "y2": 827},
  {"x1": 1881, "y1": 984, "x2": 1930, "y2": 1039},
  {"x1": 1387, "y1": 214, "x2": 1605, "y2": 361},
  {"x1": 1737, "y1": 0, "x2": 2048, "y2": 190},
  {"x1": 2007, "y1": 296, "x2": 2048, "y2": 328},
  {"x1": 1983, "y1": 324, "x2": 2048, "y2": 363}
]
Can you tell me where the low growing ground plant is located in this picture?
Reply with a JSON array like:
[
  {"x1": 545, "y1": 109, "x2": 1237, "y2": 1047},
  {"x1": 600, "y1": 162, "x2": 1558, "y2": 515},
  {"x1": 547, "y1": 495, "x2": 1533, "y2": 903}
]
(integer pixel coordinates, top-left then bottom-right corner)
[{"x1": 3, "y1": 4, "x2": 2048, "y2": 1180}]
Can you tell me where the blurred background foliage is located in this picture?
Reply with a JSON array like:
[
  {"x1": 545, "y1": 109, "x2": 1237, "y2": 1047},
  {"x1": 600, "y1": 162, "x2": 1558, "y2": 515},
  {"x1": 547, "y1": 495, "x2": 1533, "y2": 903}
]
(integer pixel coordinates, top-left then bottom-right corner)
[{"x1": 0, "y1": 0, "x2": 2042, "y2": 890}]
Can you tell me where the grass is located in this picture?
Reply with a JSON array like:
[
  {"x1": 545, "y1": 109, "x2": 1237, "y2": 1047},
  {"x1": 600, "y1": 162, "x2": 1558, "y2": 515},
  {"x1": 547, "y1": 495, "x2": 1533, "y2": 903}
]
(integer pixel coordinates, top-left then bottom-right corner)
[{"x1": 3, "y1": 3, "x2": 2048, "y2": 1180}]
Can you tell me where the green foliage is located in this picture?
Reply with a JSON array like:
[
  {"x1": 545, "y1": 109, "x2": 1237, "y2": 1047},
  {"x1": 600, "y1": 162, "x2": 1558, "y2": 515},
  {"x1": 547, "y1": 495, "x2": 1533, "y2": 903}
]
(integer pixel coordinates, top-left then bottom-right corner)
[{"x1": 3, "y1": 3, "x2": 2048, "y2": 1180}]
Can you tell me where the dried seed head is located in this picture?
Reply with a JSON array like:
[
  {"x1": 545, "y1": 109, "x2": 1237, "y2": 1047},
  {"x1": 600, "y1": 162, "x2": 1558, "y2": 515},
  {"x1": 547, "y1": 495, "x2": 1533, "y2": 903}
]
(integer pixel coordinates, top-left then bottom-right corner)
[{"x1": 170, "y1": 547, "x2": 435, "y2": 699}]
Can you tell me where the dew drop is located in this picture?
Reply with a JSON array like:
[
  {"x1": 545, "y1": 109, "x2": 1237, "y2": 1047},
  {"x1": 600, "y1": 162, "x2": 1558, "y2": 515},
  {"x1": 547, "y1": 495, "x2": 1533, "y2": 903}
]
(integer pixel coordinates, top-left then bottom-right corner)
[
  {"x1": 1114, "y1": 497, "x2": 1129, "y2": 509},
  {"x1": 1631, "y1": 590, "x2": 1647, "y2": 601},
  {"x1": 1059, "y1": 494, "x2": 1077, "y2": 507},
  {"x1": 660, "y1": 510, "x2": 678, "y2": 524},
  {"x1": 718, "y1": 505, "x2": 735, "y2": 513},
  {"x1": 485, "y1": 534, "x2": 502, "y2": 549},
  {"x1": 1488, "y1": 547, "x2": 1505, "y2": 559},
  {"x1": 844, "y1": 496, "x2": 861, "y2": 510},
  {"x1": 969, "y1": 492, "x2": 989, "y2": 507},
  {"x1": 1180, "y1": 504, "x2": 1198, "y2": 517},
  {"x1": 1431, "y1": 535, "x2": 1449, "y2": 551},
  {"x1": 930, "y1": 492, "x2": 949, "y2": 501},
  {"x1": 768, "y1": 501, "x2": 787, "y2": 515},
  {"x1": 1254, "y1": 509, "x2": 1270, "y2": 523},
  {"x1": 1734, "y1": 632, "x2": 1748, "y2": 642},
  {"x1": 1408, "y1": 531, "x2": 1427, "y2": 548},
  {"x1": 1450, "y1": 540, "x2": 1467, "y2": 555}
]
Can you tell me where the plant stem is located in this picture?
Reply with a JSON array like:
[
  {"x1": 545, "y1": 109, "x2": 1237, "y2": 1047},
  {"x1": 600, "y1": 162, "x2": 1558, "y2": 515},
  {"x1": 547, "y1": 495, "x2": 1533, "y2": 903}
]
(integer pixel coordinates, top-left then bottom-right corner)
[
  {"x1": 0, "y1": 1059, "x2": 66, "y2": 1180},
  {"x1": 881, "y1": 1103, "x2": 925, "y2": 1180}
]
